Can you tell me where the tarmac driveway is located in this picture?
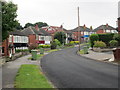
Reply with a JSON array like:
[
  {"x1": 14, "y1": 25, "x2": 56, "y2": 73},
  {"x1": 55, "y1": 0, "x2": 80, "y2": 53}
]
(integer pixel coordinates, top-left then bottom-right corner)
[{"x1": 41, "y1": 47, "x2": 118, "y2": 88}]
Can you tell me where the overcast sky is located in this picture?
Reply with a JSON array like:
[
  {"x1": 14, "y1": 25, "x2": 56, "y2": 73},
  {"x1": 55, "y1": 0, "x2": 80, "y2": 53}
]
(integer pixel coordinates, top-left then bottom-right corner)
[{"x1": 6, "y1": 0, "x2": 119, "y2": 30}]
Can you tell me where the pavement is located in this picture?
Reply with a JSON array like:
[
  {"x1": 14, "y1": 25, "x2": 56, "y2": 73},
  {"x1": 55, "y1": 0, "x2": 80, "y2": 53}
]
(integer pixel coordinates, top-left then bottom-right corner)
[
  {"x1": 41, "y1": 47, "x2": 118, "y2": 88},
  {"x1": 81, "y1": 50, "x2": 115, "y2": 62},
  {"x1": 2, "y1": 54, "x2": 41, "y2": 88}
]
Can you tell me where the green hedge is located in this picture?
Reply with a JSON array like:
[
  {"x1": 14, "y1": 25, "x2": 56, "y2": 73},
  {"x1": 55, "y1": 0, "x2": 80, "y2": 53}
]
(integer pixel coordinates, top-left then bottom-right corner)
[
  {"x1": 98, "y1": 33, "x2": 114, "y2": 46},
  {"x1": 90, "y1": 34, "x2": 99, "y2": 47},
  {"x1": 113, "y1": 33, "x2": 120, "y2": 46},
  {"x1": 38, "y1": 45, "x2": 51, "y2": 48},
  {"x1": 16, "y1": 49, "x2": 29, "y2": 53}
]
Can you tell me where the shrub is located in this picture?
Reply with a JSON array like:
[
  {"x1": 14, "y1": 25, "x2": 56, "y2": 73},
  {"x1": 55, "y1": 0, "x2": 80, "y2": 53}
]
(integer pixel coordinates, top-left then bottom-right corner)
[
  {"x1": 16, "y1": 49, "x2": 29, "y2": 53},
  {"x1": 98, "y1": 33, "x2": 114, "y2": 46},
  {"x1": 28, "y1": 44, "x2": 38, "y2": 52},
  {"x1": 54, "y1": 39, "x2": 61, "y2": 46},
  {"x1": 51, "y1": 41, "x2": 57, "y2": 49},
  {"x1": 38, "y1": 45, "x2": 51, "y2": 48},
  {"x1": 65, "y1": 42, "x2": 74, "y2": 46},
  {"x1": 113, "y1": 33, "x2": 120, "y2": 46},
  {"x1": 109, "y1": 40, "x2": 118, "y2": 47},
  {"x1": 93, "y1": 41, "x2": 106, "y2": 48},
  {"x1": 70, "y1": 41, "x2": 80, "y2": 44},
  {"x1": 74, "y1": 41, "x2": 80, "y2": 44},
  {"x1": 90, "y1": 34, "x2": 99, "y2": 47}
]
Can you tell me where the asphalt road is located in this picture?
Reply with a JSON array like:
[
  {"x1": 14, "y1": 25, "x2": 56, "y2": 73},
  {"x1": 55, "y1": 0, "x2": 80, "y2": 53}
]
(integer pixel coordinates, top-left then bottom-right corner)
[{"x1": 41, "y1": 47, "x2": 118, "y2": 88}]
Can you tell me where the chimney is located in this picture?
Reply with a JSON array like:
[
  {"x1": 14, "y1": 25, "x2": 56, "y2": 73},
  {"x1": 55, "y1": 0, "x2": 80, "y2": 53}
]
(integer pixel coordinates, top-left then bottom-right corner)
[
  {"x1": 106, "y1": 23, "x2": 108, "y2": 27},
  {"x1": 35, "y1": 24, "x2": 39, "y2": 30},
  {"x1": 90, "y1": 26, "x2": 93, "y2": 30},
  {"x1": 60, "y1": 25, "x2": 63, "y2": 29},
  {"x1": 83, "y1": 24, "x2": 86, "y2": 29}
]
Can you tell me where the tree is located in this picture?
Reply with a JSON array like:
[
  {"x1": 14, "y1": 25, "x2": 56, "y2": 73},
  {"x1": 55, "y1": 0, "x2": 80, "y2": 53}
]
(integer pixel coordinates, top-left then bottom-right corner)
[
  {"x1": 24, "y1": 22, "x2": 48, "y2": 28},
  {"x1": 54, "y1": 32, "x2": 66, "y2": 44},
  {"x1": 16, "y1": 22, "x2": 23, "y2": 30},
  {"x1": 2, "y1": 1, "x2": 18, "y2": 41},
  {"x1": 34, "y1": 22, "x2": 48, "y2": 28},
  {"x1": 24, "y1": 23, "x2": 34, "y2": 28}
]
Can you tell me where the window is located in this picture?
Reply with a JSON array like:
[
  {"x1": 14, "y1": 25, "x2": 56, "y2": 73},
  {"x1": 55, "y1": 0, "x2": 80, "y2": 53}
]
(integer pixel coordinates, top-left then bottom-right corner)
[
  {"x1": 9, "y1": 35, "x2": 12, "y2": 42},
  {"x1": 40, "y1": 36, "x2": 44, "y2": 40}
]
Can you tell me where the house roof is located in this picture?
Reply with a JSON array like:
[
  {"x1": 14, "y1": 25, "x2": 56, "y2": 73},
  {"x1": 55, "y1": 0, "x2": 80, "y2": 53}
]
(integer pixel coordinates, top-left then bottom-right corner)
[
  {"x1": 21, "y1": 26, "x2": 36, "y2": 35},
  {"x1": 93, "y1": 24, "x2": 116, "y2": 31},
  {"x1": 38, "y1": 29, "x2": 51, "y2": 36},
  {"x1": 69, "y1": 26, "x2": 91, "y2": 32},
  {"x1": 9, "y1": 30, "x2": 26, "y2": 36},
  {"x1": 21, "y1": 26, "x2": 51, "y2": 36}
]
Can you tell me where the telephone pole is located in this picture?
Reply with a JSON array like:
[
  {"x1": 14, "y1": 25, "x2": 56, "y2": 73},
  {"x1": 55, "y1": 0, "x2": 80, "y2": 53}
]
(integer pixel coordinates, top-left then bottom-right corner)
[{"x1": 78, "y1": 7, "x2": 80, "y2": 51}]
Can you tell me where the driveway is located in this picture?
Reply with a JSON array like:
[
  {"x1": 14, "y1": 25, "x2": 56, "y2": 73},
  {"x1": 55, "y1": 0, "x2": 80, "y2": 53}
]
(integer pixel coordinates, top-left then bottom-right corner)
[{"x1": 41, "y1": 47, "x2": 118, "y2": 88}]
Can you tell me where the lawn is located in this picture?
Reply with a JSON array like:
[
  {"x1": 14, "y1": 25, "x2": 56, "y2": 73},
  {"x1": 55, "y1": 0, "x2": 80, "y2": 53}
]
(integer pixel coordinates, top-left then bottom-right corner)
[{"x1": 15, "y1": 64, "x2": 53, "y2": 88}]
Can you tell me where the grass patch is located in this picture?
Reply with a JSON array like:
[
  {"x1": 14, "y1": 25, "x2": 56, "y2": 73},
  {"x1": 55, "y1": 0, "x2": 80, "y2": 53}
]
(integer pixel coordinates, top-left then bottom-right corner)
[
  {"x1": 46, "y1": 49, "x2": 58, "y2": 53},
  {"x1": 28, "y1": 54, "x2": 44, "y2": 60},
  {"x1": 15, "y1": 64, "x2": 53, "y2": 88},
  {"x1": 79, "y1": 50, "x2": 85, "y2": 54}
]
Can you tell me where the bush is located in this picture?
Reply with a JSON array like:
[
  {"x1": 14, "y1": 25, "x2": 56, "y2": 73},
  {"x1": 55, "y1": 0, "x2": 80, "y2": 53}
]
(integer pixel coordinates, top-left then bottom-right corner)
[
  {"x1": 65, "y1": 42, "x2": 74, "y2": 46},
  {"x1": 54, "y1": 39, "x2": 61, "y2": 46},
  {"x1": 38, "y1": 45, "x2": 51, "y2": 48},
  {"x1": 98, "y1": 33, "x2": 114, "y2": 46},
  {"x1": 16, "y1": 49, "x2": 29, "y2": 53},
  {"x1": 70, "y1": 41, "x2": 80, "y2": 44},
  {"x1": 109, "y1": 40, "x2": 118, "y2": 48},
  {"x1": 51, "y1": 41, "x2": 57, "y2": 49},
  {"x1": 113, "y1": 33, "x2": 120, "y2": 46},
  {"x1": 90, "y1": 34, "x2": 99, "y2": 47},
  {"x1": 93, "y1": 41, "x2": 106, "y2": 48},
  {"x1": 28, "y1": 44, "x2": 38, "y2": 52}
]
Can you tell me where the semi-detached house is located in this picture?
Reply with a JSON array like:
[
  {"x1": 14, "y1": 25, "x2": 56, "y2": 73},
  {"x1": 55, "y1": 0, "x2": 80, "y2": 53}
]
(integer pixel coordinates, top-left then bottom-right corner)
[{"x1": 2, "y1": 30, "x2": 28, "y2": 57}]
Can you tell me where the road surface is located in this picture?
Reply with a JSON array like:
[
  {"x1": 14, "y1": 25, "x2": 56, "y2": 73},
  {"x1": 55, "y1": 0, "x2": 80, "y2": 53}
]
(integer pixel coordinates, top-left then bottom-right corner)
[{"x1": 41, "y1": 47, "x2": 118, "y2": 88}]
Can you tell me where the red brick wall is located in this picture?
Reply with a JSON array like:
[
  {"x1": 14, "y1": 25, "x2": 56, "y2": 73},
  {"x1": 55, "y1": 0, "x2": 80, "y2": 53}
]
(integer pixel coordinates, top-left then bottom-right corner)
[
  {"x1": 2, "y1": 35, "x2": 14, "y2": 56},
  {"x1": 96, "y1": 30, "x2": 104, "y2": 34},
  {"x1": 2, "y1": 39, "x2": 9, "y2": 56},
  {"x1": 28, "y1": 35, "x2": 36, "y2": 45}
]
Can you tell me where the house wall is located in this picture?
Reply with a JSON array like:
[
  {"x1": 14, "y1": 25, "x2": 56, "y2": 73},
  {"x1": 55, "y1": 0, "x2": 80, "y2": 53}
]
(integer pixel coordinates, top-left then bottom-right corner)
[
  {"x1": 2, "y1": 35, "x2": 14, "y2": 57},
  {"x1": 28, "y1": 34, "x2": 36, "y2": 45},
  {"x1": 96, "y1": 30, "x2": 104, "y2": 34}
]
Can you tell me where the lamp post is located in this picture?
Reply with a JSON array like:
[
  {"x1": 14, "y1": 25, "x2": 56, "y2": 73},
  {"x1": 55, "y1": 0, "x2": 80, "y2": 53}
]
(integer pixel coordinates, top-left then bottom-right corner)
[
  {"x1": 78, "y1": 7, "x2": 80, "y2": 51},
  {"x1": 61, "y1": 23, "x2": 64, "y2": 46}
]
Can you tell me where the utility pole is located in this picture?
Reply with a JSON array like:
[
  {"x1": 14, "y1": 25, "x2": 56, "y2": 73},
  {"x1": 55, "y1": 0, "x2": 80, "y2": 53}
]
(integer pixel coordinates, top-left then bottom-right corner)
[{"x1": 78, "y1": 7, "x2": 80, "y2": 51}]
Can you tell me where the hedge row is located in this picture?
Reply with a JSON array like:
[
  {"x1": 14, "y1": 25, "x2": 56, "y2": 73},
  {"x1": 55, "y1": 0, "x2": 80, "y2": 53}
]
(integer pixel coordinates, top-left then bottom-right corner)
[{"x1": 90, "y1": 33, "x2": 120, "y2": 47}]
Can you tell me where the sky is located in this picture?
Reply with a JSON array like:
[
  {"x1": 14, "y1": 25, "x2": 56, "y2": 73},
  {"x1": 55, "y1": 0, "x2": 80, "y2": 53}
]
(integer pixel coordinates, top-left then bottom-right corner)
[{"x1": 6, "y1": 0, "x2": 119, "y2": 30}]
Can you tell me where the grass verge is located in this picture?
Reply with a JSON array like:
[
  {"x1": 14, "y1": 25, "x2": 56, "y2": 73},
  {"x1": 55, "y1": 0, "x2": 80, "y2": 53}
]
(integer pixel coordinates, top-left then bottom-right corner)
[
  {"x1": 79, "y1": 50, "x2": 85, "y2": 54},
  {"x1": 14, "y1": 64, "x2": 53, "y2": 88}
]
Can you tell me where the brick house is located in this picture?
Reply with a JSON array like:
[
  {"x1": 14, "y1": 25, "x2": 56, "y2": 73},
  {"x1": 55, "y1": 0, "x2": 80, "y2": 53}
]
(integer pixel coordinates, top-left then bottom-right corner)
[
  {"x1": 21, "y1": 26, "x2": 52, "y2": 45},
  {"x1": 41, "y1": 25, "x2": 65, "y2": 40},
  {"x1": 65, "y1": 25, "x2": 94, "y2": 42},
  {"x1": 93, "y1": 24, "x2": 117, "y2": 34},
  {"x1": 2, "y1": 30, "x2": 28, "y2": 57}
]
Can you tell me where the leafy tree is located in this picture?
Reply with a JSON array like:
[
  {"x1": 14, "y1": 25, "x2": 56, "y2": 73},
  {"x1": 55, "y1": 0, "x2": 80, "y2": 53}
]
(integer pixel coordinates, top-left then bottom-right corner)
[
  {"x1": 2, "y1": 1, "x2": 18, "y2": 41},
  {"x1": 16, "y1": 22, "x2": 23, "y2": 30},
  {"x1": 54, "y1": 32, "x2": 66, "y2": 44},
  {"x1": 24, "y1": 22, "x2": 48, "y2": 28},
  {"x1": 34, "y1": 22, "x2": 48, "y2": 28},
  {"x1": 24, "y1": 23, "x2": 34, "y2": 28}
]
